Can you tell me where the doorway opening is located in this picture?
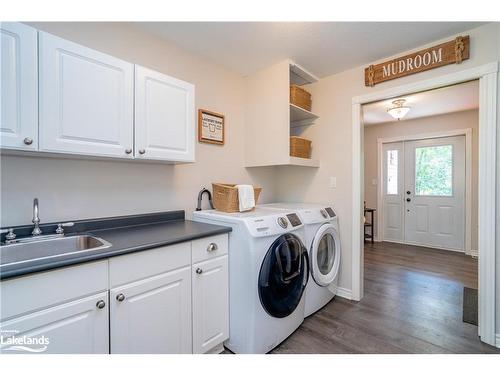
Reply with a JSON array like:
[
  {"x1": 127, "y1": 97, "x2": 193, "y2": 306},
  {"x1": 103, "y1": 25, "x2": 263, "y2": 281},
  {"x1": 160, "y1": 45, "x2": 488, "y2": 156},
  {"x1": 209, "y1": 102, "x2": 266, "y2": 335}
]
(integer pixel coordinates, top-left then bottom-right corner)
[{"x1": 351, "y1": 63, "x2": 498, "y2": 346}]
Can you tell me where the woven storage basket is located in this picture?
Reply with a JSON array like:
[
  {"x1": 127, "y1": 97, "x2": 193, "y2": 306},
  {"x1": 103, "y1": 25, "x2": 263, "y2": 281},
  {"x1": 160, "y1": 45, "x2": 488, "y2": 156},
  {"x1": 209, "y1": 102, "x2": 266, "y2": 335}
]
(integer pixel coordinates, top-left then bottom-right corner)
[
  {"x1": 290, "y1": 84, "x2": 312, "y2": 111},
  {"x1": 290, "y1": 136, "x2": 312, "y2": 159},
  {"x1": 212, "y1": 183, "x2": 262, "y2": 213}
]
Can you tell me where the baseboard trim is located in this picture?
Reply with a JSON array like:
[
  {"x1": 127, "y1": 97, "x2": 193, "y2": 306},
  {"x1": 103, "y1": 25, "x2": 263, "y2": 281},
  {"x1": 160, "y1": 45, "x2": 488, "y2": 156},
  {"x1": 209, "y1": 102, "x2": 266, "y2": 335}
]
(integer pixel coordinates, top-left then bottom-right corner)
[
  {"x1": 335, "y1": 286, "x2": 353, "y2": 300},
  {"x1": 467, "y1": 249, "x2": 479, "y2": 257},
  {"x1": 495, "y1": 334, "x2": 500, "y2": 348}
]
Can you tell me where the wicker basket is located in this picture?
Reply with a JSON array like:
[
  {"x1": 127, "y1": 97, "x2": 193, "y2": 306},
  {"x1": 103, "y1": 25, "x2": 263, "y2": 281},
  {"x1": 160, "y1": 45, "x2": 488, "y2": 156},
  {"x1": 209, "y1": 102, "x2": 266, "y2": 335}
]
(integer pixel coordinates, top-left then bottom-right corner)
[
  {"x1": 290, "y1": 136, "x2": 312, "y2": 159},
  {"x1": 212, "y1": 183, "x2": 262, "y2": 213},
  {"x1": 290, "y1": 84, "x2": 312, "y2": 111}
]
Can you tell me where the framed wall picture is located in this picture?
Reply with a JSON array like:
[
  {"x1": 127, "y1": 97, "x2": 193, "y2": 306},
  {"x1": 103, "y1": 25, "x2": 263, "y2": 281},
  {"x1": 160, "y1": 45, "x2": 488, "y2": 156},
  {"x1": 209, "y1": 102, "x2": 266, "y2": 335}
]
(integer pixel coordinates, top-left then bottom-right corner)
[{"x1": 198, "y1": 109, "x2": 225, "y2": 145}]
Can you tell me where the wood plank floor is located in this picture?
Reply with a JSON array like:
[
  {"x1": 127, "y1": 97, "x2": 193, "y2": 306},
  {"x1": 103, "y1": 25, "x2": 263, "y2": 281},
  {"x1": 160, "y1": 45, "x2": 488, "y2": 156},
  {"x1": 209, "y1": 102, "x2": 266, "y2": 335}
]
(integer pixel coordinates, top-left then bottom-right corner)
[{"x1": 271, "y1": 241, "x2": 499, "y2": 354}]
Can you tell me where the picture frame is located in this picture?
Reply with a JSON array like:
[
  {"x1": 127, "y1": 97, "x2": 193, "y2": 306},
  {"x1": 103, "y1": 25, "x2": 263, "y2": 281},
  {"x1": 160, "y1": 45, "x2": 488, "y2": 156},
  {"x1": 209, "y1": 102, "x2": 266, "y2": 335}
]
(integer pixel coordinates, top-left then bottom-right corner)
[{"x1": 198, "y1": 109, "x2": 225, "y2": 145}]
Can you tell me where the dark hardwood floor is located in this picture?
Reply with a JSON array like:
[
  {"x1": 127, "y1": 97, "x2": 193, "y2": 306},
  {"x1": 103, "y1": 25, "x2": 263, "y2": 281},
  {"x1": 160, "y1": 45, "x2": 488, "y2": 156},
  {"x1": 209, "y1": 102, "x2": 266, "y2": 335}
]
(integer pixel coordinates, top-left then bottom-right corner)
[{"x1": 271, "y1": 241, "x2": 499, "y2": 354}]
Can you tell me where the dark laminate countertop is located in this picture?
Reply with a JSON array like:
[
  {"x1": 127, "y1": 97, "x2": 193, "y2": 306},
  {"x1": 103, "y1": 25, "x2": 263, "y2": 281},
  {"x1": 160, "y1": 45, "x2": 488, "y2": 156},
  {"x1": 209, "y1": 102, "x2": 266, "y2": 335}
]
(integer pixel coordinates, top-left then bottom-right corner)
[{"x1": 0, "y1": 211, "x2": 231, "y2": 280}]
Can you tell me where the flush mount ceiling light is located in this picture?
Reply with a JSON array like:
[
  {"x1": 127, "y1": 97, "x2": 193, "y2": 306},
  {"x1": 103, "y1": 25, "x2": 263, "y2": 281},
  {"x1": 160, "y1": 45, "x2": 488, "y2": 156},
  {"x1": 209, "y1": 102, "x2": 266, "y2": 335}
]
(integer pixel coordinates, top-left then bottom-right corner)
[{"x1": 387, "y1": 99, "x2": 410, "y2": 120}]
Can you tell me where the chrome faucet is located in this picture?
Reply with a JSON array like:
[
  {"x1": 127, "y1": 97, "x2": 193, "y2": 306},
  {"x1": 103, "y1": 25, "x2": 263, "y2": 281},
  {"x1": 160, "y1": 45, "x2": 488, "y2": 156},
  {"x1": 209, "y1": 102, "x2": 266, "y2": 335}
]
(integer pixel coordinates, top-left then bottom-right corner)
[{"x1": 32, "y1": 198, "x2": 42, "y2": 236}]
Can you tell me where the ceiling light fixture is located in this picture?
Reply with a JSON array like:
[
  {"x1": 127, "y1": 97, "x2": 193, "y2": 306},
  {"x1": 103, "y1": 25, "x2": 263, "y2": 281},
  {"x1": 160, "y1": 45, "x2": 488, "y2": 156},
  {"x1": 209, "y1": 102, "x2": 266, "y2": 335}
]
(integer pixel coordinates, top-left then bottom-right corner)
[{"x1": 387, "y1": 99, "x2": 410, "y2": 120}]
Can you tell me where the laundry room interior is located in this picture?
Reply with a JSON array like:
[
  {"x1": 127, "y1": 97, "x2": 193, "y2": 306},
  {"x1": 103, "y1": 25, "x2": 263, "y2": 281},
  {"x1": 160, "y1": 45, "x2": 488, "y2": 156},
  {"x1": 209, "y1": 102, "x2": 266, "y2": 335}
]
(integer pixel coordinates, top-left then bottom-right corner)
[{"x1": 1, "y1": 2, "x2": 500, "y2": 372}]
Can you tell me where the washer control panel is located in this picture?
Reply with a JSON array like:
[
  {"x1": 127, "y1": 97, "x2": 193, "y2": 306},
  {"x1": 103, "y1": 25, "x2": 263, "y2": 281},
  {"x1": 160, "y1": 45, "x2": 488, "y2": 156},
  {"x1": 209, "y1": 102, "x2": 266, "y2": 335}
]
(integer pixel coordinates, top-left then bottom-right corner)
[
  {"x1": 286, "y1": 213, "x2": 302, "y2": 227},
  {"x1": 277, "y1": 217, "x2": 288, "y2": 229}
]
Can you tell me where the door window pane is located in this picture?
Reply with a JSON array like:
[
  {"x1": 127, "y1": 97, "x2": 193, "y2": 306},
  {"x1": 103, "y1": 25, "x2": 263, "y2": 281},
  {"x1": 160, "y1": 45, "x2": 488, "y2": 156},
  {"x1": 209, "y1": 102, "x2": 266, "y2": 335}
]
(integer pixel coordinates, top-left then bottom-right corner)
[
  {"x1": 387, "y1": 149, "x2": 398, "y2": 195},
  {"x1": 317, "y1": 233, "x2": 335, "y2": 275},
  {"x1": 415, "y1": 145, "x2": 453, "y2": 196}
]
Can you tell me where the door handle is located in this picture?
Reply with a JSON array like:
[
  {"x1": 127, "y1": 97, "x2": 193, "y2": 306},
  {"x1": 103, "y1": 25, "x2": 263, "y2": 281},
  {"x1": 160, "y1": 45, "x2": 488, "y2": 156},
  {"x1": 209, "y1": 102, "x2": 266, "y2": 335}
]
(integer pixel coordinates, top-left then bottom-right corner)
[{"x1": 406, "y1": 198, "x2": 411, "y2": 202}]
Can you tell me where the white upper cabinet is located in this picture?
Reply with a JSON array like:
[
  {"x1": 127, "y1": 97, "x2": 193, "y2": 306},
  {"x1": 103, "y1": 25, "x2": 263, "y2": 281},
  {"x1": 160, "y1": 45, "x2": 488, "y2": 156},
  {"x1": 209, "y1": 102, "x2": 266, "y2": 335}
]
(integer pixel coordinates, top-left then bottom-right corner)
[
  {"x1": 0, "y1": 22, "x2": 38, "y2": 151},
  {"x1": 134, "y1": 65, "x2": 195, "y2": 162},
  {"x1": 38, "y1": 32, "x2": 134, "y2": 158}
]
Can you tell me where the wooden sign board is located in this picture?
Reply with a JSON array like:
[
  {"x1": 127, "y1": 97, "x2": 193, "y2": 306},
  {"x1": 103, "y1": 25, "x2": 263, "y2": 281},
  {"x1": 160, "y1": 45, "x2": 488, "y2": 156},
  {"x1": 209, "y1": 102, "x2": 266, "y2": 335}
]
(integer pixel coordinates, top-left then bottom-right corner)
[
  {"x1": 365, "y1": 36, "x2": 470, "y2": 87},
  {"x1": 198, "y1": 109, "x2": 225, "y2": 145}
]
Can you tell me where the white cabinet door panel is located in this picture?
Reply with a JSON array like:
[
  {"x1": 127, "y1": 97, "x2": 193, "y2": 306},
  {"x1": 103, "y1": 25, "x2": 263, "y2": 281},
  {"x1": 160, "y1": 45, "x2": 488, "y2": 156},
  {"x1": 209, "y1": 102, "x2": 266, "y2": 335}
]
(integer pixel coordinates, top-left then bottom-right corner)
[
  {"x1": 0, "y1": 22, "x2": 38, "y2": 150},
  {"x1": 135, "y1": 65, "x2": 195, "y2": 162},
  {"x1": 192, "y1": 255, "x2": 229, "y2": 354},
  {"x1": 39, "y1": 32, "x2": 134, "y2": 158},
  {"x1": 110, "y1": 266, "x2": 192, "y2": 354},
  {"x1": 0, "y1": 292, "x2": 109, "y2": 354}
]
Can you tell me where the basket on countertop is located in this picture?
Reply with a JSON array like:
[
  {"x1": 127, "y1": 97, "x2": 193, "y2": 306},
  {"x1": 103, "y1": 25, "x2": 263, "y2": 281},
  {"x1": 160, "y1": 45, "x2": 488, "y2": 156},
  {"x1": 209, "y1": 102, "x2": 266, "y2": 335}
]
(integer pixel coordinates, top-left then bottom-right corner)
[
  {"x1": 290, "y1": 136, "x2": 312, "y2": 159},
  {"x1": 212, "y1": 183, "x2": 262, "y2": 213},
  {"x1": 290, "y1": 84, "x2": 312, "y2": 111}
]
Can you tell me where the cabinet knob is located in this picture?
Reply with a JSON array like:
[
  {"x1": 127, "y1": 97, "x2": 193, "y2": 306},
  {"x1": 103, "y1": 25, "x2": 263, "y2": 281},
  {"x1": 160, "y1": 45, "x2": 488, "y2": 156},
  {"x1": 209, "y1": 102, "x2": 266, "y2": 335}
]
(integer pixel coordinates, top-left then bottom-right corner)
[
  {"x1": 23, "y1": 137, "x2": 33, "y2": 145},
  {"x1": 125, "y1": 148, "x2": 132, "y2": 154},
  {"x1": 96, "y1": 300, "x2": 106, "y2": 309},
  {"x1": 196, "y1": 268, "x2": 203, "y2": 275},
  {"x1": 207, "y1": 243, "x2": 218, "y2": 252},
  {"x1": 139, "y1": 149, "x2": 146, "y2": 155},
  {"x1": 116, "y1": 293, "x2": 126, "y2": 302}
]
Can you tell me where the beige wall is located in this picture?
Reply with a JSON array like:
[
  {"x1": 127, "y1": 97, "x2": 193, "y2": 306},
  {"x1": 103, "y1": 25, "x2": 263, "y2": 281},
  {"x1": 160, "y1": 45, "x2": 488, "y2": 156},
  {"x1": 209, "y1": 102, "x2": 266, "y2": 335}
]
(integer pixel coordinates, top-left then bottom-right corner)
[
  {"x1": 363, "y1": 109, "x2": 479, "y2": 250},
  {"x1": 0, "y1": 22, "x2": 277, "y2": 226},
  {"x1": 275, "y1": 22, "x2": 500, "y2": 327}
]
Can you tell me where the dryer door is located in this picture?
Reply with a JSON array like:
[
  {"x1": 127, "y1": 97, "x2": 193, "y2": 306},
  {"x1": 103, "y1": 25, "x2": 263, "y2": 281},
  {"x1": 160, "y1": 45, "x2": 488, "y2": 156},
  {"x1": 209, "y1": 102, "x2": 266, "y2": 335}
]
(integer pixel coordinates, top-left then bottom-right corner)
[
  {"x1": 258, "y1": 233, "x2": 309, "y2": 318},
  {"x1": 310, "y1": 224, "x2": 341, "y2": 287}
]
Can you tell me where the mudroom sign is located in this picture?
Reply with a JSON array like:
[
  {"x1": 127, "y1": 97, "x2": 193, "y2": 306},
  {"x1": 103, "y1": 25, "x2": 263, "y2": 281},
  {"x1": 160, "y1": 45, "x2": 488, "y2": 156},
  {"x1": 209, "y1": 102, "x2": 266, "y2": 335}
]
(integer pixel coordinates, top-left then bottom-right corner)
[
  {"x1": 198, "y1": 109, "x2": 225, "y2": 145},
  {"x1": 365, "y1": 35, "x2": 470, "y2": 87}
]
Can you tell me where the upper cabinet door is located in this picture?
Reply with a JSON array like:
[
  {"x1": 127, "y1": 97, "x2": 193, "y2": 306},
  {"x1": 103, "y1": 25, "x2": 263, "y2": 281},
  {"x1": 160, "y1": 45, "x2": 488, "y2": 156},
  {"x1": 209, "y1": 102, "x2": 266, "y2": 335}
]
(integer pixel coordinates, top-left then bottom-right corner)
[
  {"x1": 39, "y1": 32, "x2": 134, "y2": 158},
  {"x1": 135, "y1": 65, "x2": 195, "y2": 162},
  {"x1": 0, "y1": 23, "x2": 38, "y2": 151}
]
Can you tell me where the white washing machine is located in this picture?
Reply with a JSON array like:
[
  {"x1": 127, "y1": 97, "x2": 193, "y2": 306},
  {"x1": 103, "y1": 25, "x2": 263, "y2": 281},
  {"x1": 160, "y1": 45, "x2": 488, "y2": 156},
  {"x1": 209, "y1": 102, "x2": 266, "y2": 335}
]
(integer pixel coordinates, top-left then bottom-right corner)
[
  {"x1": 193, "y1": 207, "x2": 309, "y2": 353},
  {"x1": 262, "y1": 203, "x2": 341, "y2": 317}
]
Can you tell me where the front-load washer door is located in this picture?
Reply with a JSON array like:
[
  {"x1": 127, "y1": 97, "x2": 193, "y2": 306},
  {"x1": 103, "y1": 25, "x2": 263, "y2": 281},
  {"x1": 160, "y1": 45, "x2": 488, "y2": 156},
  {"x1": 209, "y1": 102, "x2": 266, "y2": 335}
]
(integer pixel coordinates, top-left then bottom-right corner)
[
  {"x1": 310, "y1": 224, "x2": 341, "y2": 287},
  {"x1": 258, "y1": 233, "x2": 309, "y2": 318}
]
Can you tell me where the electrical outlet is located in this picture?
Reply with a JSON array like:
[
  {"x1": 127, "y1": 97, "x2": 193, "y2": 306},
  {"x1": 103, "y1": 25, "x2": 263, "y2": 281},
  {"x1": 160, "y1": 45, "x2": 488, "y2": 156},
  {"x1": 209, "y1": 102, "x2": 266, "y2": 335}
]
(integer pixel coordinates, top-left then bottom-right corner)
[{"x1": 329, "y1": 177, "x2": 337, "y2": 189}]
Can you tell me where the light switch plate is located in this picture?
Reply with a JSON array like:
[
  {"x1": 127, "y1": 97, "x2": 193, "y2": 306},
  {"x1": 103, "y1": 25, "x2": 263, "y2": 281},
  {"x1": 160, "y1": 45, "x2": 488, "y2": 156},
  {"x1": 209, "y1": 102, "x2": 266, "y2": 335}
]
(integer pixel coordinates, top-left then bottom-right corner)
[
  {"x1": 329, "y1": 176, "x2": 337, "y2": 189},
  {"x1": 372, "y1": 179, "x2": 377, "y2": 186}
]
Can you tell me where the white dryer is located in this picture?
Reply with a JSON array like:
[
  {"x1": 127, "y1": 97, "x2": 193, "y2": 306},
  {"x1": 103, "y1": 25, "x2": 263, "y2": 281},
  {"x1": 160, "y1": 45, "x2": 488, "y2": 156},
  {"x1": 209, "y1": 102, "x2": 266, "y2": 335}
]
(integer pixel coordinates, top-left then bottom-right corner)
[
  {"x1": 262, "y1": 203, "x2": 341, "y2": 317},
  {"x1": 193, "y1": 207, "x2": 309, "y2": 353}
]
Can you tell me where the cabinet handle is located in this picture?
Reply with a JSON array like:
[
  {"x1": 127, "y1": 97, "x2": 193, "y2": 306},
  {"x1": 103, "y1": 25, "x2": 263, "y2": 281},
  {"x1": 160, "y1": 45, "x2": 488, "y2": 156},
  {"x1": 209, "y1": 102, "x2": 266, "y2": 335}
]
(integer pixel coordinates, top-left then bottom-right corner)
[
  {"x1": 96, "y1": 300, "x2": 106, "y2": 309},
  {"x1": 125, "y1": 148, "x2": 132, "y2": 154},
  {"x1": 23, "y1": 137, "x2": 33, "y2": 145},
  {"x1": 207, "y1": 243, "x2": 218, "y2": 252},
  {"x1": 196, "y1": 268, "x2": 203, "y2": 275},
  {"x1": 116, "y1": 293, "x2": 126, "y2": 302},
  {"x1": 139, "y1": 149, "x2": 146, "y2": 155}
]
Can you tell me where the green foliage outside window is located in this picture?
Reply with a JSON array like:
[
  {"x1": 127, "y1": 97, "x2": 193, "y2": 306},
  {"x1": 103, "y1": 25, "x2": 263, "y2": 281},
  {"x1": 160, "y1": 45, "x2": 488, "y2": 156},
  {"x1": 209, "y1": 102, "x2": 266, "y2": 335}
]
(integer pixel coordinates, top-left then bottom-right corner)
[{"x1": 415, "y1": 145, "x2": 453, "y2": 196}]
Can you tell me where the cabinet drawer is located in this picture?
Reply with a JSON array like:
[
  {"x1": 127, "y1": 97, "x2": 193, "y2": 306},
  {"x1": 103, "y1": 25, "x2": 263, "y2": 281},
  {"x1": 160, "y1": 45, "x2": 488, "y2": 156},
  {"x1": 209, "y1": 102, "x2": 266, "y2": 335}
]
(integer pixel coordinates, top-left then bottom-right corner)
[
  {"x1": 191, "y1": 234, "x2": 228, "y2": 264},
  {"x1": 109, "y1": 242, "x2": 191, "y2": 288},
  {"x1": 1, "y1": 260, "x2": 108, "y2": 321}
]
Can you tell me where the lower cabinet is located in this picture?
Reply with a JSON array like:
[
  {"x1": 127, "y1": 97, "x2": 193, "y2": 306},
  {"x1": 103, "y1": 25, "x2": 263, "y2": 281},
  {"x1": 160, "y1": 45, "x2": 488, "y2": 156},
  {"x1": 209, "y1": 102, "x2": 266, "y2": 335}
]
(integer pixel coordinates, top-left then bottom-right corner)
[
  {"x1": 109, "y1": 266, "x2": 192, "y2": 354},
  {"x1": 192, "y1": 255, "x2": 229, "y2": 354},
  {"x1": 0, "y1": 292, "x2": 109, "y2": 354},
  {"x1": 0, "y1": 234, "x2": 229, "y2": 354}
]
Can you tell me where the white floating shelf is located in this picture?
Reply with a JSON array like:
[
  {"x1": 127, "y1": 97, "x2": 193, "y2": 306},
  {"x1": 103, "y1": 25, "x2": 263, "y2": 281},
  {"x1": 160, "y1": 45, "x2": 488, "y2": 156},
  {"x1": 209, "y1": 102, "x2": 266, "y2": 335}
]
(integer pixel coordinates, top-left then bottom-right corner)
[
  {"x1": 290, "y1": 62, "x2": 319, "y2": 86},
  {"x1": 288, "y1": 156, "x2": 320, "y2": 167},
  {"x1": 290, "y1": 103, "x2": 319, "y2": 127}
]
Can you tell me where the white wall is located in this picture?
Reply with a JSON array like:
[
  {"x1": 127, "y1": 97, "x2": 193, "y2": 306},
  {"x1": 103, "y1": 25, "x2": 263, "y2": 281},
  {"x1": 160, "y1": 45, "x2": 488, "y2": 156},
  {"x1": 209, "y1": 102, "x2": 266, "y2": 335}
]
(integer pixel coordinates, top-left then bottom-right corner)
[
  {"x1": 364, "y1": 109, "x2": 479, "y2": 250},
  {"x1": 0, "y1": 22, "x2": 277, "y2": 227},
  {"x1": 275, "y1": 23, "x2": 500, "y2": 333}
]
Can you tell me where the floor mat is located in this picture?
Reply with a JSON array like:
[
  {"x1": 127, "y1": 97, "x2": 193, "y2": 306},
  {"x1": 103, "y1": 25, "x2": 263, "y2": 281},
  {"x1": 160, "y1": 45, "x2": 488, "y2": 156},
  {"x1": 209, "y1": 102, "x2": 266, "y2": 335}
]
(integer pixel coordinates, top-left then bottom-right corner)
[{"x1": 463, "y1": 287, "x2": 478, "y2": 326}]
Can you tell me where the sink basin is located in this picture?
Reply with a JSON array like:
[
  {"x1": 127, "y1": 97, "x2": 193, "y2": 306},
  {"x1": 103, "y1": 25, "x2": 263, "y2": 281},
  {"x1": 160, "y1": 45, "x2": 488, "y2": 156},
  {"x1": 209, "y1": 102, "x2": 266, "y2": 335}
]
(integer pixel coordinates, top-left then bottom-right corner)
[{"x1": 0, "y1": 234, "x2": 112, "y2": 267}]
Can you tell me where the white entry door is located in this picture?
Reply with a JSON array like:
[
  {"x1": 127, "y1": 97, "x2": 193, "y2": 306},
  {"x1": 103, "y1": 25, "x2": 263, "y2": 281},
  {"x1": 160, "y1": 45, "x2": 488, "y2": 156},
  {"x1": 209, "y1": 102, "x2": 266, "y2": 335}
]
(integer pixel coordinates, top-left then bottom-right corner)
[{"x1": 382, "y1": 135, "x2": 466, "y2": 251}]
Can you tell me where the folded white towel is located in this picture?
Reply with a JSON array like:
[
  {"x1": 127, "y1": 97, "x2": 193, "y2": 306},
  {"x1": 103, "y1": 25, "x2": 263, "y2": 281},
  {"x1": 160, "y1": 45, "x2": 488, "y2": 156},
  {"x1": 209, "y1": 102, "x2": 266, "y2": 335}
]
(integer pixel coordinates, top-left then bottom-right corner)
[{"x1": 237, "y1": 184, "x2": 255, "y2": 212}]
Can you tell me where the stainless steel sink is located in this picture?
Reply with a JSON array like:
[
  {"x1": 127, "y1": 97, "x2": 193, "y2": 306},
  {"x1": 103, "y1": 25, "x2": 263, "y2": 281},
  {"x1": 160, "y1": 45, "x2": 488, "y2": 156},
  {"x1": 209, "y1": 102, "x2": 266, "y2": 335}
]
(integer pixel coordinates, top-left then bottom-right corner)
[{"x1": 0, "y1": 234, "x2": 112, "y2": 267}]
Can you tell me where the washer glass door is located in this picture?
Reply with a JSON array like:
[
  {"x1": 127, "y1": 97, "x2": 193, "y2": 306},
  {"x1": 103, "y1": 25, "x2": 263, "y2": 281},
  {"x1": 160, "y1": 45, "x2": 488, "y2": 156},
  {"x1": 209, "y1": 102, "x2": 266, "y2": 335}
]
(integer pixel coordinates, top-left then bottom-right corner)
[
  {"x1": 258, "y1": 233, "x2": 309, "y2": 318},
  {"x1": 310, "y1": 224, "x2": 341, "y2": 286}
]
